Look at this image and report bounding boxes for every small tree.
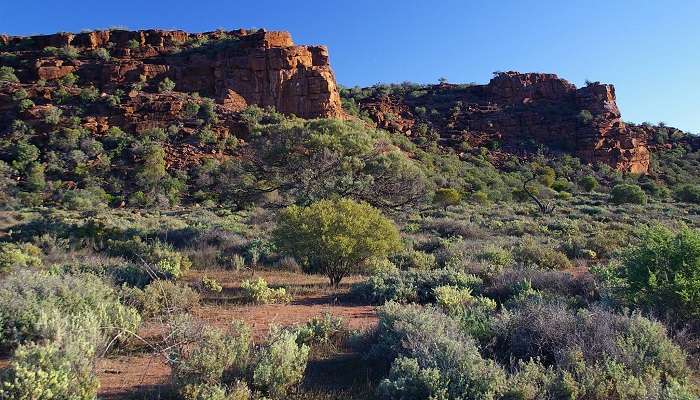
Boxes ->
[274,198,401,287]
[433,188,461,211]
[610,184,646,205]
[579,175,598,192]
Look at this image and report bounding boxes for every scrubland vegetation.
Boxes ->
[1,95,700,399]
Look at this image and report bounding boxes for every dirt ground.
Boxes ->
[95,270,378,399]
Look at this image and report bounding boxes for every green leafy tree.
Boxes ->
[135,142,167,193]
[24,163,46,192]
[274,198,401,286]
[433,188,461,211]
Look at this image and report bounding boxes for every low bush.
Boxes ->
[0,270,140,348]
[0,327,99,400]
[513,236,572,270]
[579,175,598,192]
[371,302,506,399]
[92,47,110,61]
[158,77,176,93]
[492,299,691,384]
[252,329,309,398]
[295,313,346,347]
[0,242,42,272]
[476,245,513,272]
[602,225,700,321]
[107,237,191,280]
[390,247,436,270]
[610,183,647,205]
[351,269,483,304]
[170,318,308,399]
[171,320,251,388]
[675,183,700,204]
[434,285,498,340]
[240,277,291,304]
[201,276,223,293]
[127,279,200,318]
[0,66,19,82]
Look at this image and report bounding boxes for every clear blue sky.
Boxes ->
[3,1,699,132]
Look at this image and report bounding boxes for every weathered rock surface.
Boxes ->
[358,71,650,173]
[4,28,343,118]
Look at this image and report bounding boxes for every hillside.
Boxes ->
[1,27,700,400]
[1,28,699,210]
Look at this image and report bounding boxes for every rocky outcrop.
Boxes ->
[358,71,650,173]
[4,28,343,119]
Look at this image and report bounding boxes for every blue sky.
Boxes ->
[3,1,699,132]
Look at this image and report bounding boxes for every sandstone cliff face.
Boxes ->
[357,72,650,173]
[4,28,343,118]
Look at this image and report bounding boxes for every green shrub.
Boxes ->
[607,225,700,320]
[240,277,291,304]
[252,329,309,398]
[200,98,218,123]
[79,85,99,103]
[610,183,647,205]
[0,270,140,348]
[128,279,200,317]
[579,175,599,192]
[201,276,223,293]
[434,285,497,340]
[61,187,109,210]
[352,269,483,304]
[295,313,346,347]
[58,72,78,86]
[377,357,447,400]
[551,178,572,192]
[0,66,19,82]
[12,88,28,101]
[477,245,513,271]
[0,336,98,400]
[92,47,110,61]
[171,321,251,388]
[0,242,42,272]
[433,187,462,210]
[674,184,700,204]
[390,248,436,270]
[43,105,63,125]
[371,302,506,399]
[433,285,474,313]
[158,77,176,93]
[127,39,141,49]
[180,383,229,400]
[17,98,35,112]
[107,237,191,280]
[275,198,401,286]
[183,100,201,118]
[492,299,692,390]
[513,236,572,270]
[0,270,140,345]
[59,45,80,60]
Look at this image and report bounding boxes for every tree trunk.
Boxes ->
[329,275,343,288]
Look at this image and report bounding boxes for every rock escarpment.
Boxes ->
[1,28,651,173]
[357,72,650,173]
[3,28,343,118]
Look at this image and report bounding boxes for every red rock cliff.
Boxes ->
[358,71,650,173]
[5,28,343,118]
